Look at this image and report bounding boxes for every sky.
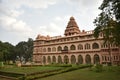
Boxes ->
[0,0,103,45]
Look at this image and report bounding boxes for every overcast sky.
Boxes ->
[0,0,103,45]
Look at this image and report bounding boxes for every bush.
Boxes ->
[0,71,24,77]
[0,62,4,68]
[43,64,72,67]
[95,64,103,72]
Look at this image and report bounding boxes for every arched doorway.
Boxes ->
[47,56,51,64]
[85,54,91,64]
[43,56,46,64]
[78,55,83,64]
[64,55,69,64]
[52,56,56,63]
[58,56,62,64]
[71,55,76,64]
[94,54,100,64]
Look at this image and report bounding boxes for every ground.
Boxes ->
[39,66,120,80]
[0,65,120,80]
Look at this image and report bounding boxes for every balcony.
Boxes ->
[61,49,69,53]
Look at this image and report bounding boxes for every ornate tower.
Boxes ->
[64,16,80,36]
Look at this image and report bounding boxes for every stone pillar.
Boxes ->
[76,55,78,64]
[83,54,86,64]
[91,55,94,64]
[56,55,58,63]
[68,55,71,64]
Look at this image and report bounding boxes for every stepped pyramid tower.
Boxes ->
[64,16,80,36]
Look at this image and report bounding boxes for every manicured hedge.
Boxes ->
[0,71,25,80]
[21,64,42,67]
[43,64,72,67]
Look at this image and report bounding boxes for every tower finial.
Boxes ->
[64,16,80,36]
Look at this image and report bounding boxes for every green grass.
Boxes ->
[39,66,120,80]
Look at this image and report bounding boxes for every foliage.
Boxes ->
[0,38,33,64]
[15,38,33,63]
[93,0,120,65]
[94,64,103,72]
[94,0,120,46]
[0,41,15,63]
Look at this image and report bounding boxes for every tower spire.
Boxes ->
[64,16,80,36]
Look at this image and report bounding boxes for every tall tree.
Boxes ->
[94,0,120,65]
[15,38,33,63]
[0,41,15,63]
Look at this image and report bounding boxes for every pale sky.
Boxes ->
[0,0,103,45]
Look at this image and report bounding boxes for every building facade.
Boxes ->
[33,16,120,65]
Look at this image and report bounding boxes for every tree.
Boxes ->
[15,38,33,63]
[0,41,15,63]
[94,0,120,65]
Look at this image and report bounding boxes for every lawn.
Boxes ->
[0,65,63,74]
[39,66,120,80]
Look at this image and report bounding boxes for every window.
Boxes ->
[85,43,90,49]
[64,46,68,50]
[78,44,83,50]
[43,48,46,52]
[92,43,99,49]
[52,47,56,52]
[48,48,51,52]
[70,45,76,50]
[57,46,62,51]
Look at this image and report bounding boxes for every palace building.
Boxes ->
[33,16,120,65]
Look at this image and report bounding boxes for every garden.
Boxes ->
[0,63,92,80]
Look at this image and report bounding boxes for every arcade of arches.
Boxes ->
[42,54,100,64]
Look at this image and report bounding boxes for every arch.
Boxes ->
[58,56,62,64]
[78,55,83,64]
[94,54,100,64]
[85,54,91,64]
[92,43,99,49]
[64,55,69,64]
[52,56,56,63]
[48,48,51,52]
[78,44,83,50]
[70,45,76,50]
[47,56,51,64]
[71,55,76,64]
[57,46,62,51]
[43,56,46,64]
[52,47,56,52]
[43,48,46,52]
[85,43,90,49]
[64,46,68,50]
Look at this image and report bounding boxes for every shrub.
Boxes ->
[0,62,4,69]
[95,64,103,72]
[43,64,72,67]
